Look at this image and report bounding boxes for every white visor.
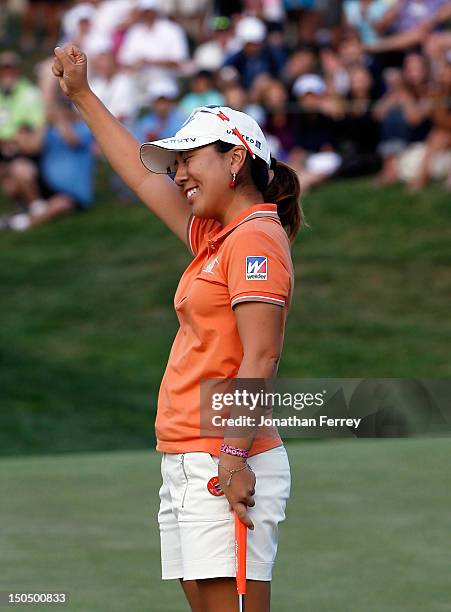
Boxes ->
[140,105,271,174]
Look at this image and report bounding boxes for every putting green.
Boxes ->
[1,437,450,611]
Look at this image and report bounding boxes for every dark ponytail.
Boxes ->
[215,141,307,243]
[264,157,307,242]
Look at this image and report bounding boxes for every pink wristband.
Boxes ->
[220,443,249,459]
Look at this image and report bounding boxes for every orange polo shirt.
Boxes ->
[155,203,294,456]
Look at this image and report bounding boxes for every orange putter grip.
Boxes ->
[235,512,247,595]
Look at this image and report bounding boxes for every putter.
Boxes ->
[235,512,247,612]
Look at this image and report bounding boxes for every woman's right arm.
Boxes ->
[52,45,191,243]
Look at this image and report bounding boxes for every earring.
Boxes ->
[229,172,237,188]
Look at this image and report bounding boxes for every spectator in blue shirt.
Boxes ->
[40,100,94,209]
[132,80,185,144]
[179,71,224,117]
[224,16,286,88]
[1,96,94,231]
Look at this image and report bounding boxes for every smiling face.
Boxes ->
[173,144,251,221]
[174,144,234,219]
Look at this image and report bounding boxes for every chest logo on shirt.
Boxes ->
[246,256,267,280]
[202,257,220,274]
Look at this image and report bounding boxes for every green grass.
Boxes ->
[1,174,451,455]
[1,438,450,611]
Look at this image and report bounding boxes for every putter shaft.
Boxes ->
[239,593,245,612]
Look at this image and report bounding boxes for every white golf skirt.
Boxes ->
[158,445,291,581]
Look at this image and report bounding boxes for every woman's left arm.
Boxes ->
[218,301,285,529]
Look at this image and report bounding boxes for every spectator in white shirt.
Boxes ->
[193,16,239,72]
[89,49,139,123]
[61,1,100,43]
[91,0,135,42]
[117,0,189,95]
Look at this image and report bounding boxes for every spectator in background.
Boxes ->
[132,80,185,143]
[0,0,9,46]
[289,73,342,190]
[374,56,432,185]
[179,71,224,117]
[61,0,135,55]
[159,0,212,42]
[402,52,432,141]
[89,49,139,123]
[91,0,135,48]
[1,96,94,231]
[343,0,392,46]
[214,0,244,18]
[365,0,451,55]
[336,65,382,177]
[221,82,266,124]
[292,73,339,153]
[224,16,286,88]
[61,1,99,43]
[65,3,98,53]
[0,51,45,151]
[193,16,238,72]
[20,0,63,51]
[0,51,45,218]
[320,46,350,96]
[374,68,413,184]
[283,0,323,45]
[117,0,189,96]
[338,30,384,96]
[390,0,450,37]
[406,55,451,191]
[423,30,451,79]
[282,44,317,88]
[262,79,298,159]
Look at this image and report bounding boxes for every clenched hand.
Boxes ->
[52,45,89,99]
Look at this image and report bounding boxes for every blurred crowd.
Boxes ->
[0,0,450,230]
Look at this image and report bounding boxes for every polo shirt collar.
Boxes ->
[205,203,280,248]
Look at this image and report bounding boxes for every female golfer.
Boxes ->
[52,45,305,612]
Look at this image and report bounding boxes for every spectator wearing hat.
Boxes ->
[180,71,224,117]
[132,80,185,144]
[292,73,340,153]
[193,16,239,72]
[61,1,100,42]
[117,0,189,91]
[289,73,342,190]
[224,16,286,89]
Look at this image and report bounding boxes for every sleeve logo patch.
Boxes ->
[246,256,267,280]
